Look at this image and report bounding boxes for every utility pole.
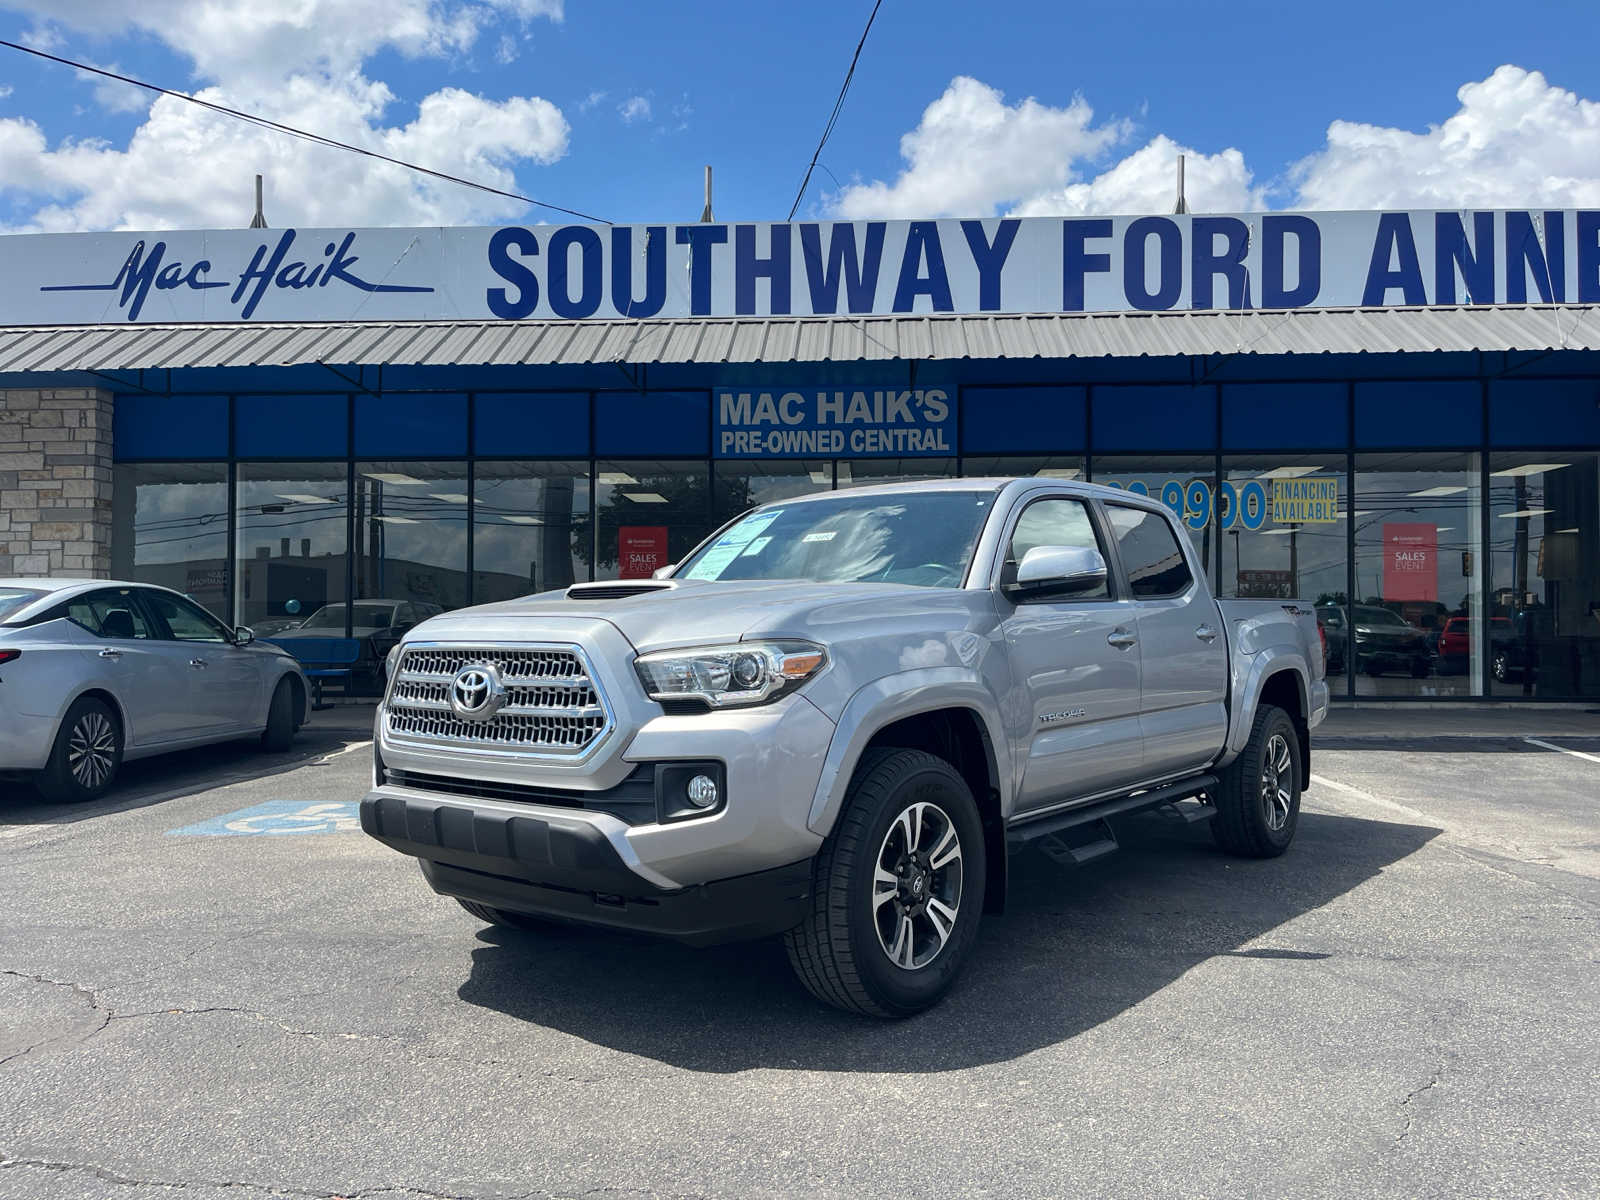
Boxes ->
[1173,154,1189,215]
[699,165,714,222]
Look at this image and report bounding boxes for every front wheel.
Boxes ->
[260,677,299,752]
[37,696,123,803]
[1491,650,1510,682]
[1211,704,1301,858]
[784,748,986,1017]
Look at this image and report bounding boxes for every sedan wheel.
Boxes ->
[38,696,124,803]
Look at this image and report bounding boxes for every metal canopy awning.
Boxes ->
[0,305,1596,374]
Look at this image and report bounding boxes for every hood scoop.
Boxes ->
[565,580,678,601]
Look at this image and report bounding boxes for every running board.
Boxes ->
[1006,774,1219,850]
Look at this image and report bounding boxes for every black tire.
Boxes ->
[260,677,298,752]
[1491,651,1509,683]
[1211,704,1301,859]
[784,748,986,1017]
[456,898,554,931]
[36,696,123,803]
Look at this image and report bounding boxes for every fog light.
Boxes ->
[686,774,720,809]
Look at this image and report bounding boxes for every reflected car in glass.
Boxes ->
[0,579,309,802]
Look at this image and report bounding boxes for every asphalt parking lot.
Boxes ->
[1,708,1596,1199]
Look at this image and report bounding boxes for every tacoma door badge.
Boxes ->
[1040,707,1087,726]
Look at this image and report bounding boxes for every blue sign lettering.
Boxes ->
[893,222,953,312]
[799,222,885,314]
[1362,213,1426,306]
[1262,215,1320,308]
[716,386,954,458]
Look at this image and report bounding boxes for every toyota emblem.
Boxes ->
[449,664,504,722]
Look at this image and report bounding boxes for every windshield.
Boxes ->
[1354,606,1408,627]
[0,587,46,623]
[301,603,395,631]
[677,489,996,588]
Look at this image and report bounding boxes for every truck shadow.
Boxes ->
[456,809,1438,1073]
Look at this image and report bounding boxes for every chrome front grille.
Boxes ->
[385,645,611,755]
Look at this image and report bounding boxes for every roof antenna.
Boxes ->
[249,173,268,229]
[699,164,714,223]
[1173,154,1189,215]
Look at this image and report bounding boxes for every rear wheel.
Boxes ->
[260,678,299,751]
[1491,650,1510,682]
[37,696,122,803]
[1212,704,1300,858]
[784,748,986,1017]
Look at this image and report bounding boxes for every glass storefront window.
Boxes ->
[960,455,1084,481]
[713,460,832,528]
[352,462,470,615]
[594,460,711,580]
[111,464,230,621]
[1352,453,1483,697]
[840,458,956,490]
[235,463,347,635]
[1219,454,1348,606]
[1090,454,1218,584]
[473,462,591,601]
[1488,453,1600,698]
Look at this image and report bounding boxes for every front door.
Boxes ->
[62,587,188,748]
[1103,503,1229,778]
[137,589,262,735]
[999,496,1144,814]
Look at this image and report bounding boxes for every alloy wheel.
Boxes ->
[67,711,117,791]
[1259,732,1293,832]
[872,801,963,971]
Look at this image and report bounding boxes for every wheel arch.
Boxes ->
[1256,668,1310,790]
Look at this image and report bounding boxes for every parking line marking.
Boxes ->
[1309,774,1441,826]
[1523,737,1600,765]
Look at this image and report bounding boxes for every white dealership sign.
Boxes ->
[0,209,1591,325]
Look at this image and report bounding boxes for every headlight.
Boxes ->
[635,640,826,709]
[385,643,402,677]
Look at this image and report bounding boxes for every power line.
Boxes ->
[787,0,883,221]
[0,38,611,225]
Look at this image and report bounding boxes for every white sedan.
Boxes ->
[0,579,309,802]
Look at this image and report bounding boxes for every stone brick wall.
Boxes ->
[0,387,115,578]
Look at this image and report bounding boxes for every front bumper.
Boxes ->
[361,789,814,945]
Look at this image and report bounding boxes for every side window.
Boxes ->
[81,589,155,640]
[1003,498,1109,600]
[1106,505,1194,599]
[141,590,230,643]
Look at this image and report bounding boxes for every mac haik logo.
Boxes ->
[41,229,433,321]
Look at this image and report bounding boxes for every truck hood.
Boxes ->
[406,579,962,654]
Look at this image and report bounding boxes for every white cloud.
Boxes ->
[0,85,12,100]
[1290,66,1600,210]
[578,89,607,113]
[495,33,519,65]
[0,0,571,231]
[831,77,1130,219]
[832,66,1600,220]
[618,95,651,124]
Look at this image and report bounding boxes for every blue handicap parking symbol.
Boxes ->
[170,800,361,837]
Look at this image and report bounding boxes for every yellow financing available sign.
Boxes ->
[1271,477,1340,524]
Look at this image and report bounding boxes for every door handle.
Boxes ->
[1107,630,1138,649]
[1195,625,1219,642]
[98,648,122,659]
[189,658,208,669]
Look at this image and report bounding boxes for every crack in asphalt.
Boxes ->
[0,1154,706,1200]
[0,969,115,1069]
[1395,1062,1446,1146]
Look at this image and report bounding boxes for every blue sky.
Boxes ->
[1,0,1597,231]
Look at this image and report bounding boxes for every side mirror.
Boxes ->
[1004,545,1108,601]
[233,625,256,646]
[651,564,677,580]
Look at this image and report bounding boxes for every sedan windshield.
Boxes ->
[0,587,46,623]
[677,489,996,588]
[1354,606,1408,626]
[301,603,395,631]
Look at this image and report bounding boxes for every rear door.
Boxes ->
[137,589,263,734]
[997,495,1144,812]
[1102,502,1229,778]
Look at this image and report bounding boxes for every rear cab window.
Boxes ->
[1105,504,1195,599]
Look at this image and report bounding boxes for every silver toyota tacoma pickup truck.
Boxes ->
[361,478,1329,1015]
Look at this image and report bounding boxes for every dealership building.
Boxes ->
[1,207,1598,702]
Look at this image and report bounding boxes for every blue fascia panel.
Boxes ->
[1091,385,1216,452]
[113,393,227,460]
[1222,383,1348,450]
[354,391,467,458]
[962,386,1085,454]
[1490,378,1600,446]
[1354,381,1480,447]
[236,393,348,458]
[474,392,590,457]
[595,391,710,456]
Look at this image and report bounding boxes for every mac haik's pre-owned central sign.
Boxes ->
[4,209,1596,325]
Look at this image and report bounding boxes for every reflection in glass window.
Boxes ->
[353,462,469,615]
[593,461,711,581]
[235,464,348,634]
[1092,455,1217,584]
[1353,453,1482,697]
[838,459,956,491]
[1106,504,1194,598]
[1488,453,1600,698]
[474,462,591,601]
[111,464,230,620]
[1219,455,1347,610]
[961,455,1083,482]
[713,461,831,528]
